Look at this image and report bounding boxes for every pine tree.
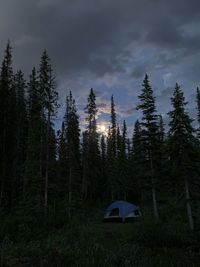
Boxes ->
[116,125,123,198]
[168,83,197,230]
[100,134,107,199]
[107,95,118,200]
[83,88,100,200]
[82,131,89,200]
[116,121,128,199]
[116,125,122,159]
[0,41,16,208]
[127,138,131,160]
[24,68,43,210]
[137,74,159,220]
[158,115,165,143]
[39,50,59,208]
[157,114,166,173]
[168,84,194,167]
[57,122,68,204]
[131,120,147,204]
[14,70,28,205]
[132,120,146,164]
[100,134,106,164]
[64,91,81,218]
[47,124,57,211]
[65,92,80,166]
[122,120,127,163]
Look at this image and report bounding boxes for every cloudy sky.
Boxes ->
[0,0,200,134]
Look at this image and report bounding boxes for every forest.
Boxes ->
[0,42,200,266]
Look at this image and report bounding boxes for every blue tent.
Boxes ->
[103,200,141,222]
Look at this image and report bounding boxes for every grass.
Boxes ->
[0,208,200,266]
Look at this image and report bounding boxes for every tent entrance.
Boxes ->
[109,208,119,217]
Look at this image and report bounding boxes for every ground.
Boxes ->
[0,208,199,266]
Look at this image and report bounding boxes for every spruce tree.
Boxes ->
[24,68,43,210]
[117,121,128,200]
[137,74,159,220]
[132,120,146,164]
[0,41,16,208]
[83,88,100,200]
[157,114,166,174]
[39,50,58,208]
[116,125,123,198]
[168,83,196,230]
[100,134,106,164]
[100,134,107,199]
[158,115,165,143]
[131,120,147,204]
[14,70,28,205]
[82,131,89,200]
[63,91,81,218]
[107,95,118,200]
[57,122,68,204]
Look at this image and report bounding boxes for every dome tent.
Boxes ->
[103,200,141,222]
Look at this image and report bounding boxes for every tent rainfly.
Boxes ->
[103,200,141,222]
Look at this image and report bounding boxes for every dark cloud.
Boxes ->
[131,65,146,79]
[1,0,200,78]
[1,0,200,131]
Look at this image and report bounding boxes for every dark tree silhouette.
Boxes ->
[137,74,160,221]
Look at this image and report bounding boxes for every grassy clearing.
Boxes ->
[0,209,200,266]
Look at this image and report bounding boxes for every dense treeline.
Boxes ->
[0,41,200,234]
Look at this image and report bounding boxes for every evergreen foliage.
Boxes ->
[167,83,199,230]
[24,68,43,210]
[14,70,28,205]
[137,74,160,220]
[39,50,58,208]
[83,88,100,200]
[60,91,81,217]
[0,41,16,209]
[0,43,200,266]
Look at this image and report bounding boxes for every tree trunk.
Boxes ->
[150,154,159,221]
[185,178,194,231]
[152,184,159,221]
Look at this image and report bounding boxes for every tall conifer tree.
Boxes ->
[137,74,159,220]
[14,70,28,204]
[131,120,147,203]
[24,68,42,209]
[83,88,100,199]
[107,95,117,200]
[0,42,16,208]
[39,50,58,208]
[64,91,81,218]
[168,83,196,230]
[117,121,128,199]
